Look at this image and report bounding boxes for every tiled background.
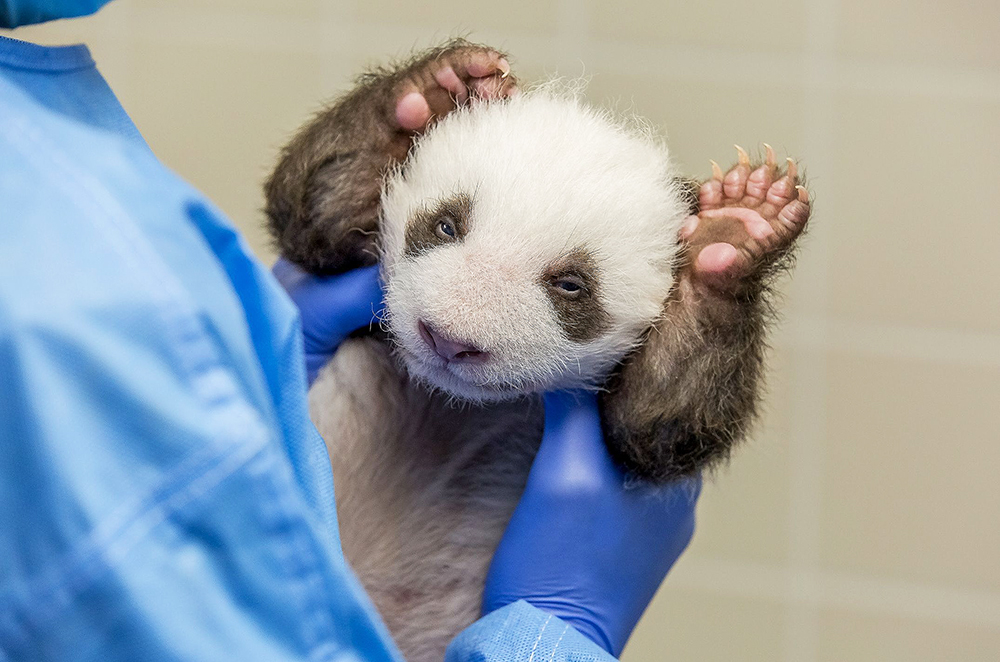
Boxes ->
[5,1,999,659]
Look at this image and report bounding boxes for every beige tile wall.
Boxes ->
[5,1,998,659]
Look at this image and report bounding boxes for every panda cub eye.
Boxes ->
[436,217,457,240]
[550,275,586,300]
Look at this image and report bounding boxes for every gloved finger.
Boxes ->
[304,264,385,344]
[271,256,307,287]
[683,473,703,501]
[531,390,625,492]
[277,262,384,348]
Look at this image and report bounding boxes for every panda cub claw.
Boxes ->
[681,145,811,292]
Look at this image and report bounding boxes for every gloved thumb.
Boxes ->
[531,391,624,493]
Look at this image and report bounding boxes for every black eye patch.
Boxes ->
[541,249,610,342]
[404,193,472,259]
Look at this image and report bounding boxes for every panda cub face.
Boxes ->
[380,88,687,403]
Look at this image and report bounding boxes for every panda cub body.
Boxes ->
[310,88,685,661]
[267,40,811,662]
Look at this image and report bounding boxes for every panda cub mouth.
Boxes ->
[402,320,525,397]
[416,320,489,366]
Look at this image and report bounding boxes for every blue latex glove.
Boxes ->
[484,391,701,656]
[272,258,384,386]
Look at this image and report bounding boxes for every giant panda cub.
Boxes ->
[266,39,811,661]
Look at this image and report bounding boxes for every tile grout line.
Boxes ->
[554,0,592,77]
[81,6,1000,103]
[779,317,1000,368]
[318,0,357,95]
[674,557,1000,630]
[782,0,840,658]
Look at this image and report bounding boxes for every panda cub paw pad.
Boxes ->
[680,144,811,290]
[393,41,517,133]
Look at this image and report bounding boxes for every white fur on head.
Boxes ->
[380,82,687,402]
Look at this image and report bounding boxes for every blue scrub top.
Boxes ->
[0,35,613,662]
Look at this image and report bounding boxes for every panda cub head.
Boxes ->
[379,87,688,403]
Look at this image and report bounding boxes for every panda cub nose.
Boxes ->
[418,321,488,364]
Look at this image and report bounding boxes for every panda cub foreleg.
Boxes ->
[265,39,516,275]
[601,147,811,481]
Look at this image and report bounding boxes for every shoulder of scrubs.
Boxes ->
[448,602,617,662]
[0,39,400,662]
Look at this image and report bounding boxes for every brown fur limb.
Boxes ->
[601,174,808,482]
[265,39,513,274]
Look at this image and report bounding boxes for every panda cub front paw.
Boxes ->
[390,39,517,143]
[679,144,811,293]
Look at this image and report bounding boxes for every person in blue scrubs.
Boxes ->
[0,2,700,660]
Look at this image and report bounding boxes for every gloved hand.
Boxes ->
[483,390,701,657]
[272,258,384,386]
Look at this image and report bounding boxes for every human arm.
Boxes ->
[0,201,401,662]
[0,85,401,660]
